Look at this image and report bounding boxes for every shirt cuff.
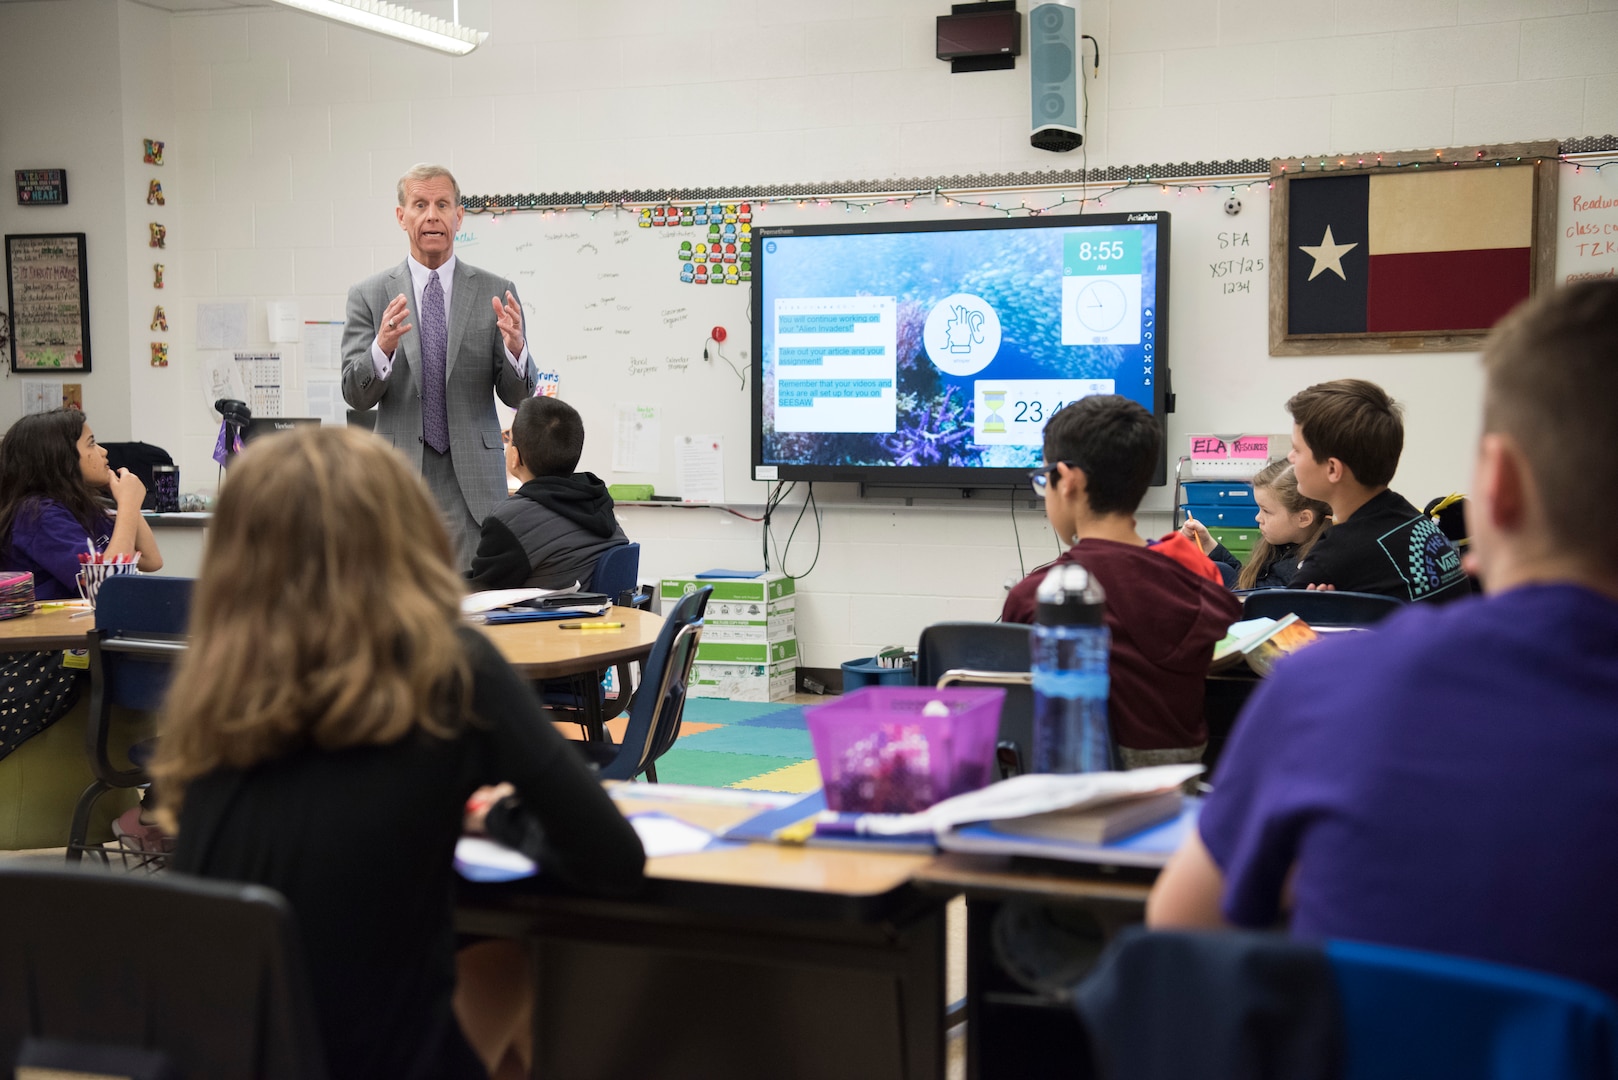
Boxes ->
[371,337,394,380]
[505,343,529,375]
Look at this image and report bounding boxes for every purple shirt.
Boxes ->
[1200,584,1618,997]
[4,498,113,600]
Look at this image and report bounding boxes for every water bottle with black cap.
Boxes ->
[1031,562,1111,773]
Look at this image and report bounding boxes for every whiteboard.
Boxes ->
[456,180,1276,507]
[1554,155,1618,287]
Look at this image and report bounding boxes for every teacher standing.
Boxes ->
[342,164,538,568]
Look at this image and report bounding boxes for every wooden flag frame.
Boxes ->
[1268,140,1559,356]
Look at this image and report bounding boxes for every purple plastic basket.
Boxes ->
[806,686,1005,814]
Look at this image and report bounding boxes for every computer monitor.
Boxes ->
[242,417,322,442]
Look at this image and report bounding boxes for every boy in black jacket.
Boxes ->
[468,396,628,591]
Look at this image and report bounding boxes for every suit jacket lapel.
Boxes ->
[446,261,477,379]
[392,261,421,397]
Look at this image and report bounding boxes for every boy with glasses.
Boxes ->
[1003,395,1241,767]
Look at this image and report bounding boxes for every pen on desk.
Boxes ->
[559,621,625,630]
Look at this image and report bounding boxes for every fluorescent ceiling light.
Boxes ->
[269,0,487,55]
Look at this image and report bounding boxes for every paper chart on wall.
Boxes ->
[675,434,725,503]
[196,301,248,349]
[235,351,283,417]
[613,403,660,474]
[303,321,343,372]
[23,381,63,415]
[202,353,247,418]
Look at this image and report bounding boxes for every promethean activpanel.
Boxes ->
[751,210,1170,489]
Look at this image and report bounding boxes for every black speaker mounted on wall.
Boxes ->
[937,0,1022,74]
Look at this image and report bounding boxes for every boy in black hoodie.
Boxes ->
[468,395,629,592]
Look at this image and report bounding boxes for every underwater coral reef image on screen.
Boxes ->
[751,210,1170,488]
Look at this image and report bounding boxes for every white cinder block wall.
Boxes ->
[1,0,1615,669]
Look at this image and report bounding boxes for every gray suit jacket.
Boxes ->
[341,258,537,524]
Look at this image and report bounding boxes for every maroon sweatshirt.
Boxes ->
[1002,538,1242,752]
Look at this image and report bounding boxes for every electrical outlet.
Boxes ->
[1003,568,1024,592]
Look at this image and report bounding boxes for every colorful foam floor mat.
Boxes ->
[603,698,821,792]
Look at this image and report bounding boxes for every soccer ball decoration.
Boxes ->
[1224,196,1242,216]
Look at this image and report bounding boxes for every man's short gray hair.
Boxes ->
[397,164,461,207]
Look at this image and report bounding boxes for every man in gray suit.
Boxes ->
[342,163,537,567]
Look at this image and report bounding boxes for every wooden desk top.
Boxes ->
[611,786,930,899]
[914,851,1153,904]
[477,605,663,679]
[0,606,93,651]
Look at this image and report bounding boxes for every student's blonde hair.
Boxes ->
[152,427,470,820]
[1237,460,1331,590]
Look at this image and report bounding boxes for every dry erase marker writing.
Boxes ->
[559,621,624,630]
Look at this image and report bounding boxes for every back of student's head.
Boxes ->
[1043,395,1160,515]
[153,426,470,820]
[1237,460,1331,590]
[512,395,585,477]
[1286,379,1403,488]
[1480,281,1618,567]
[0,407,102,542]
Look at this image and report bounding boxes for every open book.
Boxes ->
[1211,613,1321,675]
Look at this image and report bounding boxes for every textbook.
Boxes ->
[1210,613,1320,675]
[983,789,1184,845]
[1242,613,1321,676]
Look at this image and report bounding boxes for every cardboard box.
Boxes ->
[701,598,797,644]
[660,572,795,608]
[689,659,797,702]
[694,638,798,666]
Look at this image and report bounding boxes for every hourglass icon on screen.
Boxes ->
[982,389,1007,434]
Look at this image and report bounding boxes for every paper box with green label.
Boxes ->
[689,659,798,702]
[661,572,794,607]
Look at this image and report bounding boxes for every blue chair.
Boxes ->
[573,585,710,782]
[1329,938,1618,1080]
[66,575,193,865]
[1241,588,1403,627]
[592,541,640,604]
[1072,929,1618,1080]
[0,867,327,1079]
[548,542,644,739]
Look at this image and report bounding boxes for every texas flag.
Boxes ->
[1287,166,1534,335]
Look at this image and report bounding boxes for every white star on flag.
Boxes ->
[1298,225,1358,282]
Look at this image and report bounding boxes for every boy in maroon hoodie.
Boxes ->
[1003,395,1242,766]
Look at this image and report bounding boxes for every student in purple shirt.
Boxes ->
[0,409,164,767]
[0,408,163,599]
[1147,281,1618,999]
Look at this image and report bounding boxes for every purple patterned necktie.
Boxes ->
[420,269,450,454]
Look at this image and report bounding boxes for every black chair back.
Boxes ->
[598,585,711,782]
[1241,589,1402,627]
[0,867,328,1080]
[915,621,1035,774]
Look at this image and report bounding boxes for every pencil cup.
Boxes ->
[76,561,138,609]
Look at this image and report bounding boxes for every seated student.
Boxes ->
[155,427,645,1080]
[0,409,162,766]
[468,395,629,592]
[1146,282,1618,999]
[1003,396,1242,767]
[1283,379,1468,602]
[1181,461,1330,590]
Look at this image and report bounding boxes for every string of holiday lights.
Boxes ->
[459,141,1617,222]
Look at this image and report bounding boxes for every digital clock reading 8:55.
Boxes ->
[1072,240,1126,263]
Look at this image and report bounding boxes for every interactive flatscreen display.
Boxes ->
[751,210,1170,488]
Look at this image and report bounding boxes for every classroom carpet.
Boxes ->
[654,698,822,792]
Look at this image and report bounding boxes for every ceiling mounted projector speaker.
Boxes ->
[1029,2,1082,152]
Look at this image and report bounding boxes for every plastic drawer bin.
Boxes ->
[1181,483,1256,506]
[807,686,1004,814]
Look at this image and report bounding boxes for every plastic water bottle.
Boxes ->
[1030,562,1111,773]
